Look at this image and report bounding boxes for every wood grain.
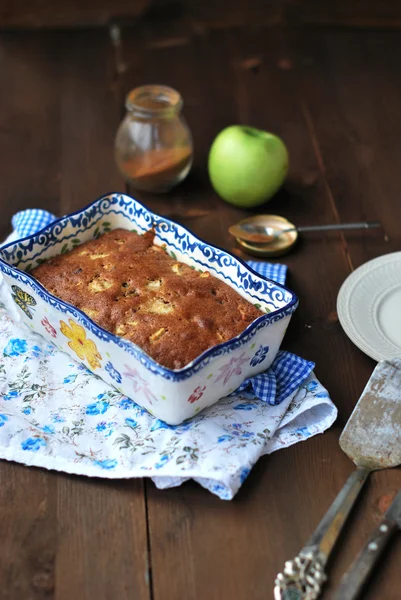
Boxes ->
[0,36,60,598]
[1,21,401,600]
[118,24,401,600]
[0,31,150,600]
[294,30,401,269]
[55,476,149,600]
[0,463,58,600]
[0,0,149,29]
[2,0,401,29]
[0,32,61,240]
[55,30,150,600]
[57,29,124,214]
[287,29,401,599]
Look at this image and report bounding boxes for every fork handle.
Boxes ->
[333,517,398,600]
[274,467,370,600]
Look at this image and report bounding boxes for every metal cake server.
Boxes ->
[274,358,401,600]
[333,489,401,600]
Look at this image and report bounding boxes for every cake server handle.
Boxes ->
[274,467,370,600]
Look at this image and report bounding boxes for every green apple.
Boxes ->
[208,126,289,208]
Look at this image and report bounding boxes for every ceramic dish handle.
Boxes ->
[274,467,370,600]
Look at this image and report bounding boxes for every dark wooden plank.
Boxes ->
[0,30,150,600]
[293,30,401,269]
[0,0,149,29]
[0,464,58,599]
[55,477,149,600]
[288,29,401,599]
[58,29,124,214]
[278,0,401,28]
[2,23,401,600]
[0,32,61,240]
[56,30,150,600]
[0,34,61,599]
[185,0,401,29]
[2,0,401,30]
[118,24,394,599]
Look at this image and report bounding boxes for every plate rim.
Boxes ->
[337,251,401,362]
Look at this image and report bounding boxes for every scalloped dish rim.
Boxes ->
[0,192,299,381]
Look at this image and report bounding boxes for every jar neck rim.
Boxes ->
[125,85,183,117]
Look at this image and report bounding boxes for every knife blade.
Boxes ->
[333,490,401,600]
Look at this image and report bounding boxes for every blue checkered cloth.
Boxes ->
[9,209,314,406]
[235,351,314,405]
[247,260,287,286]
[12,209,56,240]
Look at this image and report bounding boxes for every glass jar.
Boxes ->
[115,85,193,193]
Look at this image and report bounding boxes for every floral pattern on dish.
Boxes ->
[123,364,157,405]
[60,319,102,369]
[188,385,206,404]
[41,316,57,338]
[105,361,122,384]
[11,285,37,319]
[214,353,249,386]
[250,345,269,367]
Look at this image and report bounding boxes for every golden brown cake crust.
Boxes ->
[31,229,263,369]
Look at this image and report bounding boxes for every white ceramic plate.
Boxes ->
[337,252,401,361]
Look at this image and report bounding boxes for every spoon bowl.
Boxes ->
[229,215,298,257]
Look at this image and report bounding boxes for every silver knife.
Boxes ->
[333,489,401,600]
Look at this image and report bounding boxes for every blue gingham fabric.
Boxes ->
[11,209,56,240]
[247,260,287,286]
[7,209,312,405]
[235,351,314,405]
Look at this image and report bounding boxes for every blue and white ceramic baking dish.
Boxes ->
[0,193,298,424]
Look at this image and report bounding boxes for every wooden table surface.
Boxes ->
[1,22,401,600]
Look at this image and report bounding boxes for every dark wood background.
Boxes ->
[1,0,401,29]
[1,1,401,599]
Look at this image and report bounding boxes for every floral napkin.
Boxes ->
[0,210,337,499]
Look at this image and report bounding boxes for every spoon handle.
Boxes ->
[274,467,370,600]
[297,221,381,233]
